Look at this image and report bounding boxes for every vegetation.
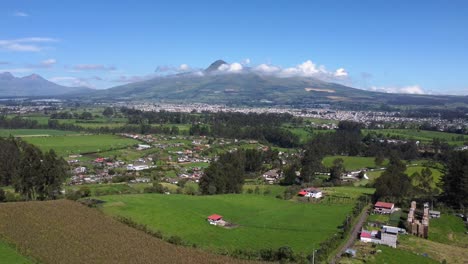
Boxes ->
[0,240,33,264]
[98,192,360,253]
[440,150,468,208]
[0,200,253,264]
[22,134,139,156]
[0,137,68,200]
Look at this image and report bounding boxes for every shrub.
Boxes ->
[0,188,5,202]
[166,235,184,245]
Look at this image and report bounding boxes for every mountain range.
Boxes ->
[1,61,467,108]
[0,72,91,97]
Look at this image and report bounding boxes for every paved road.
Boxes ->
[330,205,370,264]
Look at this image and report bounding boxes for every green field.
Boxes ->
[0,129,80,137]
[358,165,443,187]
[23,134,140,156]
[323,156,388,170]
[428,215,468,247]
[0,240,32,264]
[365,129,467,146]
[98,192,358,253]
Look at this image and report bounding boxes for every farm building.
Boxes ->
[207,214,225,226]
[137,144,151,150]
[262,169,281,184]
[374,201,395,214]
[429,210,441,218]
[360,226,398,248]
[126,164,150,171]
[298,187,323,198]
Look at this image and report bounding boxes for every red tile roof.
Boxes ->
[361,231,372,238]
[207,214,223,221]
[375,201,394,209]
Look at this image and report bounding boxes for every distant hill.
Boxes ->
[87,61,468,107]
[0,72,92,97]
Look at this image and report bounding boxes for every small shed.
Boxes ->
[207,214,223,225]
[429,210,441,218]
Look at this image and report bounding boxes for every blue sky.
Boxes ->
[1,0,467,95]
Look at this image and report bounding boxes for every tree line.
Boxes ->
[0,137,68,201]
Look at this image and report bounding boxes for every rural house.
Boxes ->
[207,214,225,226]
[374,201,395,214]
[298,187,323,199]
[360,225,399,248]
[262,169,281,184]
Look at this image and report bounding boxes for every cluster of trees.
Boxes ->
[50,111,94,120]
[373,155,413,204]
[0,115,40,129]
[0,137,68,200]
[373,149,468,210]
[199,149,279,195]
[122,109,300,148]
[440,150,468,208]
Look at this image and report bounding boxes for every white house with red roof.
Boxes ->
[374,201,395,214]
[207,214,224,226]
[298,187,323,198]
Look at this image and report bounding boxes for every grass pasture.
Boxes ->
[0,200,252,264]
[341,241,438,264]
[365,129,467,146]
[0,240,32,264]
[0,129,80,137]
[22,134,139,156]
[323,156,388,170]
[98,193,357,253]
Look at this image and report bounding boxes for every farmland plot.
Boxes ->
[0,200,256,264]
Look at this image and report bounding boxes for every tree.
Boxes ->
[0,137,20,186]
[199,151,245,195]
[301,145,324,183]
[441,150,468,208]
[79,111,93,120]
[0,188,5,202]
[102,107,114,118]
[329,158,345,184]
[41,149,68,199]
[375,152,385,167]
[282,164,298,185]
[374,155,412,204]
[15,144,44,200]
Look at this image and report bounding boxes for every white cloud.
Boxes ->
[242,58,251,65]
[334,68,348,77]
[254,64,281,74]
[370,85,425,94]
[73,64,116,71]
[112,74,156,83]
[252,60,349,81]
[0,37,58,52]
[179,64,190,71]
[13,11,29,17]
[50,76,97,88]
[218,62,243,73]
[41,59,56,66]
